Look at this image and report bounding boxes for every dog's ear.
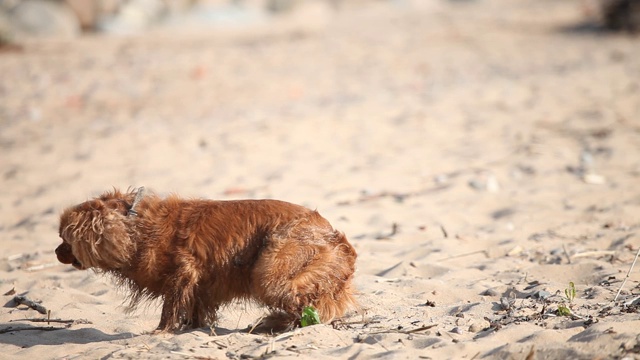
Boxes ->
[60,201,134,269]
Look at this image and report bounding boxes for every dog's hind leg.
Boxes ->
[187,298,217,329]
[250,220,357,325]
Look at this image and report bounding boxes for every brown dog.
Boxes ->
[55,187,357,332]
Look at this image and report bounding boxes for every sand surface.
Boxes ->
[1,0,640,359]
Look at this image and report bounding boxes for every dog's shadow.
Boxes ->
[0,323,136,347]
[200,325,287,337]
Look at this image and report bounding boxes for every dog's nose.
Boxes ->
[55,243,74,264]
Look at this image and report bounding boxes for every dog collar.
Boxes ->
[128,186,145,217]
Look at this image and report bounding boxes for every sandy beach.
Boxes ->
[1,0,640,359]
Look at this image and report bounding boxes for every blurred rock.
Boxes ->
[468,173,500,193]
[481,288,499,297]
[96,0,166,34]
[602,0,640,33]
[0,0,393,39]
[267,0,297,13]
[468,320,489,333]
[583,172,606,185]
[276,0,334,31]
[8,0,80,38]
[0,10,14,45]
[161,2,267,31]
[64,0,100,30]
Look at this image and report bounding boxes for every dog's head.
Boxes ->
[56,189,140,270]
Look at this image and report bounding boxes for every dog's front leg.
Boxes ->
[156,296,181,333]
[156,260,200,332]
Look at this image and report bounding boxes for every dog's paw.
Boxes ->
[147,328,172,336]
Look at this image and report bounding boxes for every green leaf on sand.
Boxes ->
[301,306,321,327]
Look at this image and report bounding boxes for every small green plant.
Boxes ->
[300,306,320,327]
[557,304,571,316]
[557,281,577,317]
[564,282,576,303]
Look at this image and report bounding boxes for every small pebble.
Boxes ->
[500,297,515,310]
[434,174,448,184]
[583,173,606,185]
[482,288,499,297]
[506,245,523,256]
[486,175,500,192]
[533,290,551,300]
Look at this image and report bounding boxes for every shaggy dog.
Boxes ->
[55,187,357,333]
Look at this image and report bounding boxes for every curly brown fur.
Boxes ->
[55,188,357,333]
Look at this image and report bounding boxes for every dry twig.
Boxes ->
[368,323,438,335]
[9,318,91,325]
[24,262,60,272]
[614,246,640,302]
[247,316,265,334]
[439,250,488,262]
[375,223,399,240]
[572,250,616,259]
[13,295,47,314]
[562,244,572,264]
[3,287,16,296]
[440,225,449,238]
[337,185,450,206]
[0,326,64,334]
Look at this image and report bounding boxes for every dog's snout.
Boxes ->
[55,243,75,265]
